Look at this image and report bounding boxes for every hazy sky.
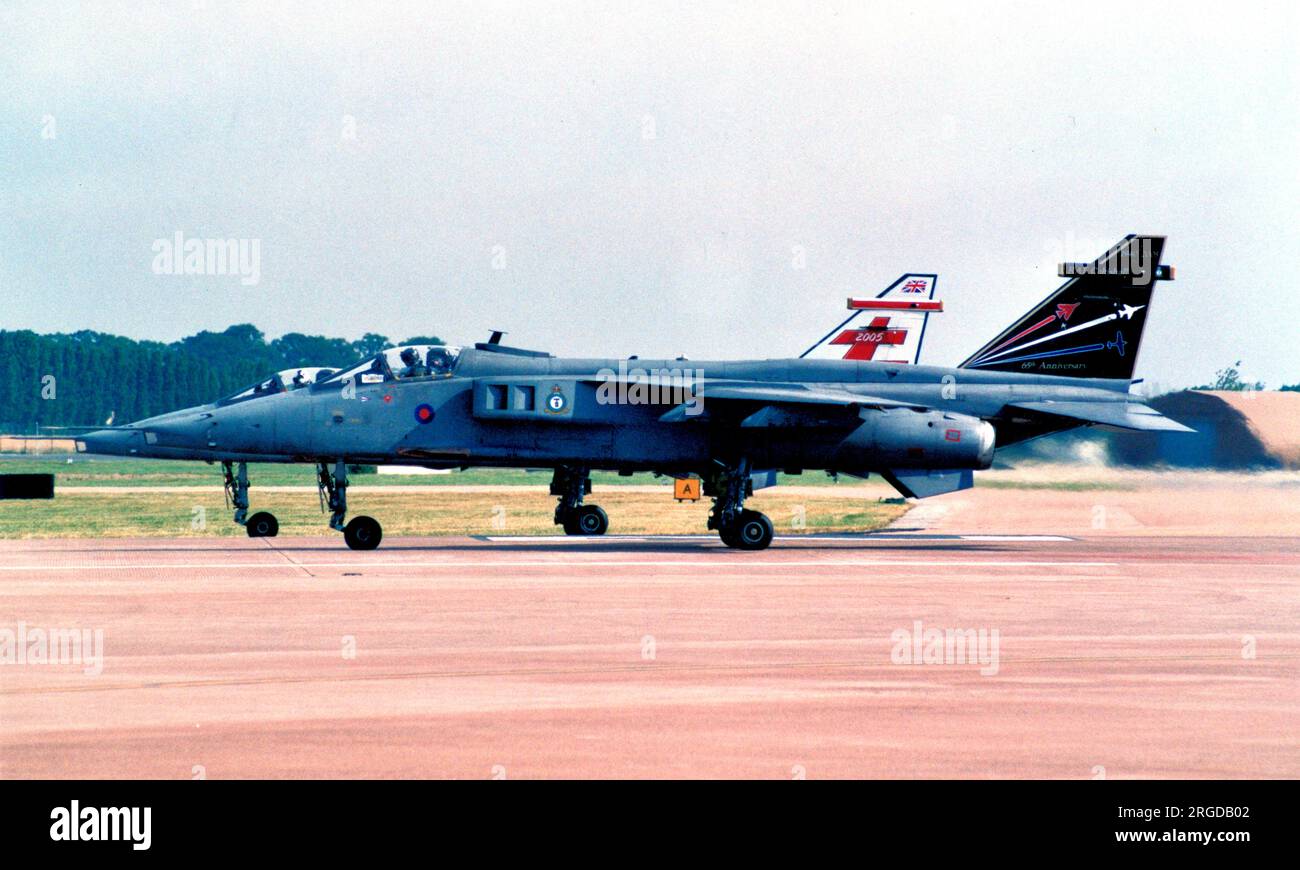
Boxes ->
[3,1,1297,388]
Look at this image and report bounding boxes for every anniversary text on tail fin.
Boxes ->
[960,235,1173,380]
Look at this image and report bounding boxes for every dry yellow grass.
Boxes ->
[0,489,908,539]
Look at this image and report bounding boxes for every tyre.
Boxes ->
[245,511,279,538]
[343,516,383,550]
[731,510,774,550]
[572,504,608,535]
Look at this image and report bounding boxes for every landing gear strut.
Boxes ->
[318,460,382,550]
[551,465,608,535]
[705,458,774,550]
[223,460,278,537]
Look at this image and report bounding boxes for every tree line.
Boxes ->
[2,329,1293,432]
[1192,361,1299,392]
[0,325,440,431]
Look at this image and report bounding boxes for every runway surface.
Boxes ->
[1,485,1298,779]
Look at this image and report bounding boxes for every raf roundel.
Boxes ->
[414,403,435,424]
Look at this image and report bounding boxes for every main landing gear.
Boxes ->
[705,458,774,550]
[223,460,279,538]
[551,465,608,535]
[318,460,382,550]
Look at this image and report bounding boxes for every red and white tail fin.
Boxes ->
[800,273,942,364]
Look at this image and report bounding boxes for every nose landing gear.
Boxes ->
[342,516,382,550]
[245,511,279,537]
[221,459,382,548]
[318,460,382,550]
[223,461,279,537]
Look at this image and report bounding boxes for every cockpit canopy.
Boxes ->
[321,345,463,386]
[220,367,338,404]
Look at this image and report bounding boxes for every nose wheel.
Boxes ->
[245,511,279,538]
[223,460,372,545]
[343,516,382,550]
[223,461,278,537]
[319,460,384,549]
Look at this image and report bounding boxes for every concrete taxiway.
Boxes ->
[1,484,1297,779]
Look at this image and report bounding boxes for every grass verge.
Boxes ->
[0,490,909,539]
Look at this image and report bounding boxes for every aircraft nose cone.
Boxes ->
[78,428,145,456]
[146,417,211,447]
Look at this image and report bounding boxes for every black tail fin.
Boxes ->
[960,235,1173,380]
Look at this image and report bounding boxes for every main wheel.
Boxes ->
[246,511,279,537]
[571,504,608,536]
[343,516,383,550]
[729,510,774,551]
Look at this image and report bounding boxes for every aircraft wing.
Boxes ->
[658,384,925,422]
[1006,400,1195,432]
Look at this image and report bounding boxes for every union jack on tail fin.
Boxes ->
[801,274,942,364]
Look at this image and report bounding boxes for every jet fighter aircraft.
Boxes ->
[79,235,1189,550]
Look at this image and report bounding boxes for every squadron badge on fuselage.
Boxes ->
[544,385,567,414]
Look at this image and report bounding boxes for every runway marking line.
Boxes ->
[0,558,1120,571]
[478,534,1075,543]
[4,652,1290,698]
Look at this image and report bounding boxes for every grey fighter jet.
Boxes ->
[79,235,1189,550]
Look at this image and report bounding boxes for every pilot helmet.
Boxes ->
[399,347,420,366]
